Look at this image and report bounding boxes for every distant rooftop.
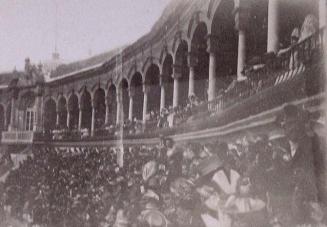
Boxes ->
[49,46,125,79]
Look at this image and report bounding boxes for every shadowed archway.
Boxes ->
[43,98,57,131]
[93,88,106,130]
[130,72,144,120]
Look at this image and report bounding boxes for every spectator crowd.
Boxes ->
[0,104,326,227]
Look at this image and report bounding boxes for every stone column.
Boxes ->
[188,52,197,97]
[159,75,166,110]
[105,100,109,125]
[78,106,82,130]
[234,0,250,81]
[160,86,166,111]
[237,30,246,80]
[142,84,149,123]
[66,108,70,129]
[56,111,60,125]
[207,35,219,101]
[172,64,182,107]
[128,88,135,121]
[116,94,122,125]
[267,0,280,53]
[91,105,95,136]
[320,0,327,28]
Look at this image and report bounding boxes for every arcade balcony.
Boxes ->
[0,27,325,145]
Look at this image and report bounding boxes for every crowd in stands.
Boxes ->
[0,104,326,227]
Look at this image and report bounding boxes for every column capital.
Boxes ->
[172,64,182,79]
[187,52,197,68]
[206,34,219,54]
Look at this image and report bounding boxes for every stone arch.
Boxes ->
[58,96,67,129]
[130,72,144,120]
[80,89,92,130]
[43,98,57,131]
[93,87,106,130]
[127,64,139,84]
[187,11,210,39]
[159,45,170,65]
[107,84,117,125]
[144,64,161,114]
[68,93,79,130]
[172,32,190,56]
[142,56,161,78]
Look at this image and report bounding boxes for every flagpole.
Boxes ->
[116,48,124,168]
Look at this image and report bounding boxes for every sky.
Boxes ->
[0,0,170,72]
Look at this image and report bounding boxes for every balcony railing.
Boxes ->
[192,27,325,117]
[1,131,35,144]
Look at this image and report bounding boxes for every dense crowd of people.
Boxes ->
[0,104,326,227]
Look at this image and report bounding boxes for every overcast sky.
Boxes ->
[0,0,170,72]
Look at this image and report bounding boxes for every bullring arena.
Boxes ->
[0,0,326,226]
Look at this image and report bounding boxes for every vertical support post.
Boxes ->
[160,85,166,111]
[208,52,217,101]
[129,97,134,121]
[237,30,246,81]
[267,0,280,53]
[128,88,135,121]
[207,35,218,101]
[116,96,121,125]
[188,52,196,97]
[91,106,95,136]
[66,109,70,129]
[56,111,60,125]
[142,84,149,123]
[105,100,109,125]
[172,64,181,108]
[78,106,82,130]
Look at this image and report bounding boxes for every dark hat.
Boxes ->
[276,104,304,128]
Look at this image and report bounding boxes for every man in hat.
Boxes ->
[274,104,319,224]
[279,104,316,180]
